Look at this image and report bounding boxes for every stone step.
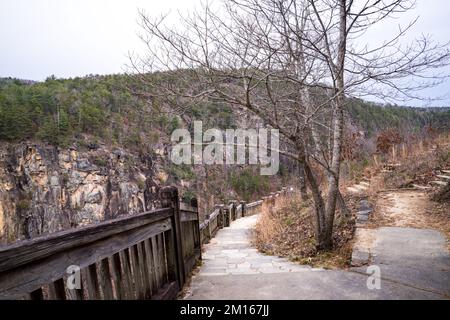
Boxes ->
[347,186,362,193]
[386,163,402,167]
[412,184,432,190]
[430,180,448,186]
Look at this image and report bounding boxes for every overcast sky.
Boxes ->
[0,0,449,106]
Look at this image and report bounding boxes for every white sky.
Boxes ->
[0,0,449,106]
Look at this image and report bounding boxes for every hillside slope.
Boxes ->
[0,74,449,244]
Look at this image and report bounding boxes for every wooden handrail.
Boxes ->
[0,186,291,300]
[247,200,263,208]
[0,207,173,273]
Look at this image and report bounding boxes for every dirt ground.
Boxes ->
[368,189,450,249]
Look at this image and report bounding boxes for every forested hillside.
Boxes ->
[347,98,450,136]
[1,75,449,149]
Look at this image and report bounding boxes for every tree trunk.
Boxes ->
[323,102,343,250]
[337,190,350,218]
[303,160,329,250]
[298,162,309,201]
[322,0,348,250]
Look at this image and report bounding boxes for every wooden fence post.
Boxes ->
[159,186,185,289]
[191,198,202,260]
[205,213,212,241]
[240,201,246,217]
[229,201,237,221]
[373,154,379,167]
[216,205,224,229]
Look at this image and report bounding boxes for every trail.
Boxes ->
[183,191,450,299]
[351,189,450,298]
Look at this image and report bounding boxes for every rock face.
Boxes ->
[0,143,163,244]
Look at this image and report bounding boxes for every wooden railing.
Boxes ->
[0,186,200,300]
[199,188,290,244]
[0,185,291,300]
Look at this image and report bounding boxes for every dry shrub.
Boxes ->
[254,192,355,269]
[376,129,402,154]
[432,182,450,203]
[383,144,450,189]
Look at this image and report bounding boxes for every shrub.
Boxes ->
[230,168,269,201]
[168,164,194,181]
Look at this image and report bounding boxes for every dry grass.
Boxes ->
[366,189,450,250]
[381,139,450,190]
[253,192,356,269]
[253,136,450,269]
[363,136,450,248]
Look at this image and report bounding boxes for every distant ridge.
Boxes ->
[0,77,38,86]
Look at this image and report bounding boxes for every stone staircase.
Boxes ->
[412,169,450,190]
[346,177,371,194]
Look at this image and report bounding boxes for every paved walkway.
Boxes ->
[195,215,314,275]
[184,213,450,300]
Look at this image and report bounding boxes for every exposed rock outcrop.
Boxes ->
[0,143,163,244]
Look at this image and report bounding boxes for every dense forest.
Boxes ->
[347,98,450,136]
[1,75,449,149]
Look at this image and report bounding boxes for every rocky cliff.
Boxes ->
[0,142,169,244]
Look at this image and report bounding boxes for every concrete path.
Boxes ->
[184,213,450,300]
[352,227,450,297]
[193,215,313,275]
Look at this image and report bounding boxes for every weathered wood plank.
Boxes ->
[180,211,199,222]
[199,220,209,230]
[179,202,198,213]
[137,241,151,299]
[119,249,135,299]
[157,233,168,284]
[235,204,243,219]
[129,245,144,299]
[183,250,199,276]
[0,218,172,299]
[29,288,44,300]
[181,221,190,260]
[0,208,173,273]
[159,187,185,287]
[110,253,125,300]
[150,281,178,300]
[143,239,156,296]
[83,264,101,300]
[98,259,114,300]
[163,229,178,286]
[48,278,66,300]
[247,200,263,208]
[209,208,221,220]
[66,286,83,300]
[193,209,202,254]
[150,236,162,290]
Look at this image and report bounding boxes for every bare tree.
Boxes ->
[130,0,450,250]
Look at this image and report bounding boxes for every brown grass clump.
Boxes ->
[253,193,355,269]
[382,141,450,190]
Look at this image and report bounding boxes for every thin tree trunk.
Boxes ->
[323,0,348,250]
[337,189,350,218]
[298,162,308,201]
[303,159,328,249]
